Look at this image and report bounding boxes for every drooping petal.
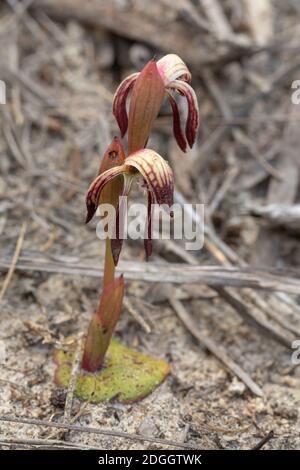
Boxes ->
[126,149,174,208]
[128,60,165,153]
[157,54,191,85]
[167,80,199,149]
[112,73,139,136]
[144,190,155,261]
[85,166,127,223]
[166,91,187,152]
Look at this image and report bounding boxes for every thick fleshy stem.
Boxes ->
[81,241,124,372]
[103,237,115,288]
[81,240,114,372]
[82,137,125,373]
[81,312,105,372]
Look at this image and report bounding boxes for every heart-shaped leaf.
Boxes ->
[54,337,170,403]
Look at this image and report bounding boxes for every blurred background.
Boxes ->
[1,0,300,450]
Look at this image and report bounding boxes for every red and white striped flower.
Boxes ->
[113,54,199,153]
[86,139,174,264]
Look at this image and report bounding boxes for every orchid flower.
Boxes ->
[86,140,174,264]
[113,54,199,153]
[78,52,199,377]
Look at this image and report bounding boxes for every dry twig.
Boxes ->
[0,221,27,303]
[0,416,200,450]
[1,251,300,294]
[168,291,263,397]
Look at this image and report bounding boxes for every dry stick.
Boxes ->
[200,0,233,39]
[228,285,296,344]
[158,240,268,396]
[201,69,282,180]
[49,402,91,442]
[213,287,291,348]
[242,281,300,334]
[2,252,300,294]
[175,191,297,346]
[33,0,257,69]
[206,234,297,343]
[199,0,251,48]
[251,430,275,450]
[1,252,300,294]
[10,1,47,42]
[233,129,282,181]
[251,105,300,317]
[1,111,27,168]
[194,125,229,173]
[50,333,83,438]
[213,262,295,347]
[203,68,281,180]
[0,378,30,397]
[63,333,84,422]
[0,416,200,450]
[0,437,101,451]
[193,53,300,174]
[168,293,263,397]
[216,246,299,341]
[248,203,300,234]
[5,0,35,20]
[0,65,57,106]
[2,87,35,171]
[0,221,27,303]
[193,89,299,320]
[0,0,34,32]
[161,237,293,347]
[35,10,69,43]
[175,189,240,265]
[156,240,264,394]
[123,297,151,334]
[242,288,300,338]
[242,0,273,46]
[9,40,24,126]
[208,166,239,215]
[5,195,74,232]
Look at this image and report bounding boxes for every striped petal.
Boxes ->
[166,91,187,152]
[112,73,139,136]
[85,166,127,224]
[167,80,199,149]
[126,149,174,208]
[157,54,191,85]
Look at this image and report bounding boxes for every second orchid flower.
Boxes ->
[86,137,174,265]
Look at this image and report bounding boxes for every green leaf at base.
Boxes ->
[54,337,170,403]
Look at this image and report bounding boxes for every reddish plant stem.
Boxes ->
[103,237,115,287]
[81,238,117,372]
[81,313,104,372]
